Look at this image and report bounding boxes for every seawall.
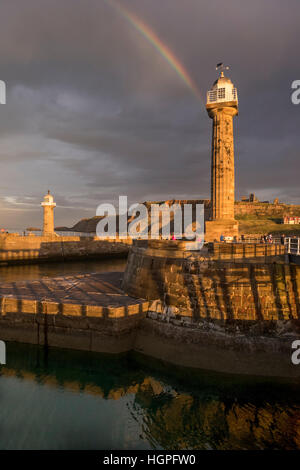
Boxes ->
[0,272,148,354]
[0,234,131,265]
[123,240,296,326]
[122,240,300,377]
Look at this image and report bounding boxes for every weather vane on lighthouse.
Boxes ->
[216,62,230,77]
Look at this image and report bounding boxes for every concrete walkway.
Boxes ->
[0,272,150,318]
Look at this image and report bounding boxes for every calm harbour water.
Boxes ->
[0,260,299,450]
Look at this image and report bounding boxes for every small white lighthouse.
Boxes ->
[41,190,56,236]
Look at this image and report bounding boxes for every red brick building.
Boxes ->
[283,216,300,224]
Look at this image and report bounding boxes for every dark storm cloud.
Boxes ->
[0,0,299,228]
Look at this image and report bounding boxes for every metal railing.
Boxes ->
[285,237,300,255]
[242,237,282,244]
[0,229,28,236]
[0,230,97,238]
[55,231,96,237]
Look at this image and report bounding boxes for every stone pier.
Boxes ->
[0,233,131,265]
[1,240,300,378]
[0,272,149,353]
[123,240,294,324]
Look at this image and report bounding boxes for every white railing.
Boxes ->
[0,230,97,238]
[241,237,282,244]
[55,231,96,237]
[207,87,238,105]
[285,237,300,255]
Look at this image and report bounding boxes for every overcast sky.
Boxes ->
[0,0,299,229]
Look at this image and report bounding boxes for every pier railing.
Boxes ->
[1,231,98,237]
[229,237,282,245]
[242,237,282,244]
[285,237,300,255]
[55,231,96,237]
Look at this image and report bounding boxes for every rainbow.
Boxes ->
[104,0,202,101]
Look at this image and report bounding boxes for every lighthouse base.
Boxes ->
[205,219,239,242]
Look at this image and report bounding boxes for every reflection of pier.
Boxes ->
[1,343,300,450]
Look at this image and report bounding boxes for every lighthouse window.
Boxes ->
[218,88,225,99]
[208,90,217,102]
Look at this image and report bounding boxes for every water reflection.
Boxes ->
[0,258,127,282]
[135,387,300,450]
[0,342,299,450]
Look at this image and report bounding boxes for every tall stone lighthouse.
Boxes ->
[41,190,56,236]
[205,64,239,241]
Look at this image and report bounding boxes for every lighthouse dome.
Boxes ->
[43,191,54,203]
[212,75,233,88]
[41,190,56,207]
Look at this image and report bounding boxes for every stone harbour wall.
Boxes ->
[0,250,299,377]
[123,241,299,330]
[0,234,131,265]
[0,294,147,354]
[134,317,299,378]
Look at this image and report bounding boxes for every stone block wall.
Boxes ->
[0,234,131,264]
[0,295,147,353]
[123,242,300,329]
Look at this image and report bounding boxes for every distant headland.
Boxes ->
[56,198,300,237]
